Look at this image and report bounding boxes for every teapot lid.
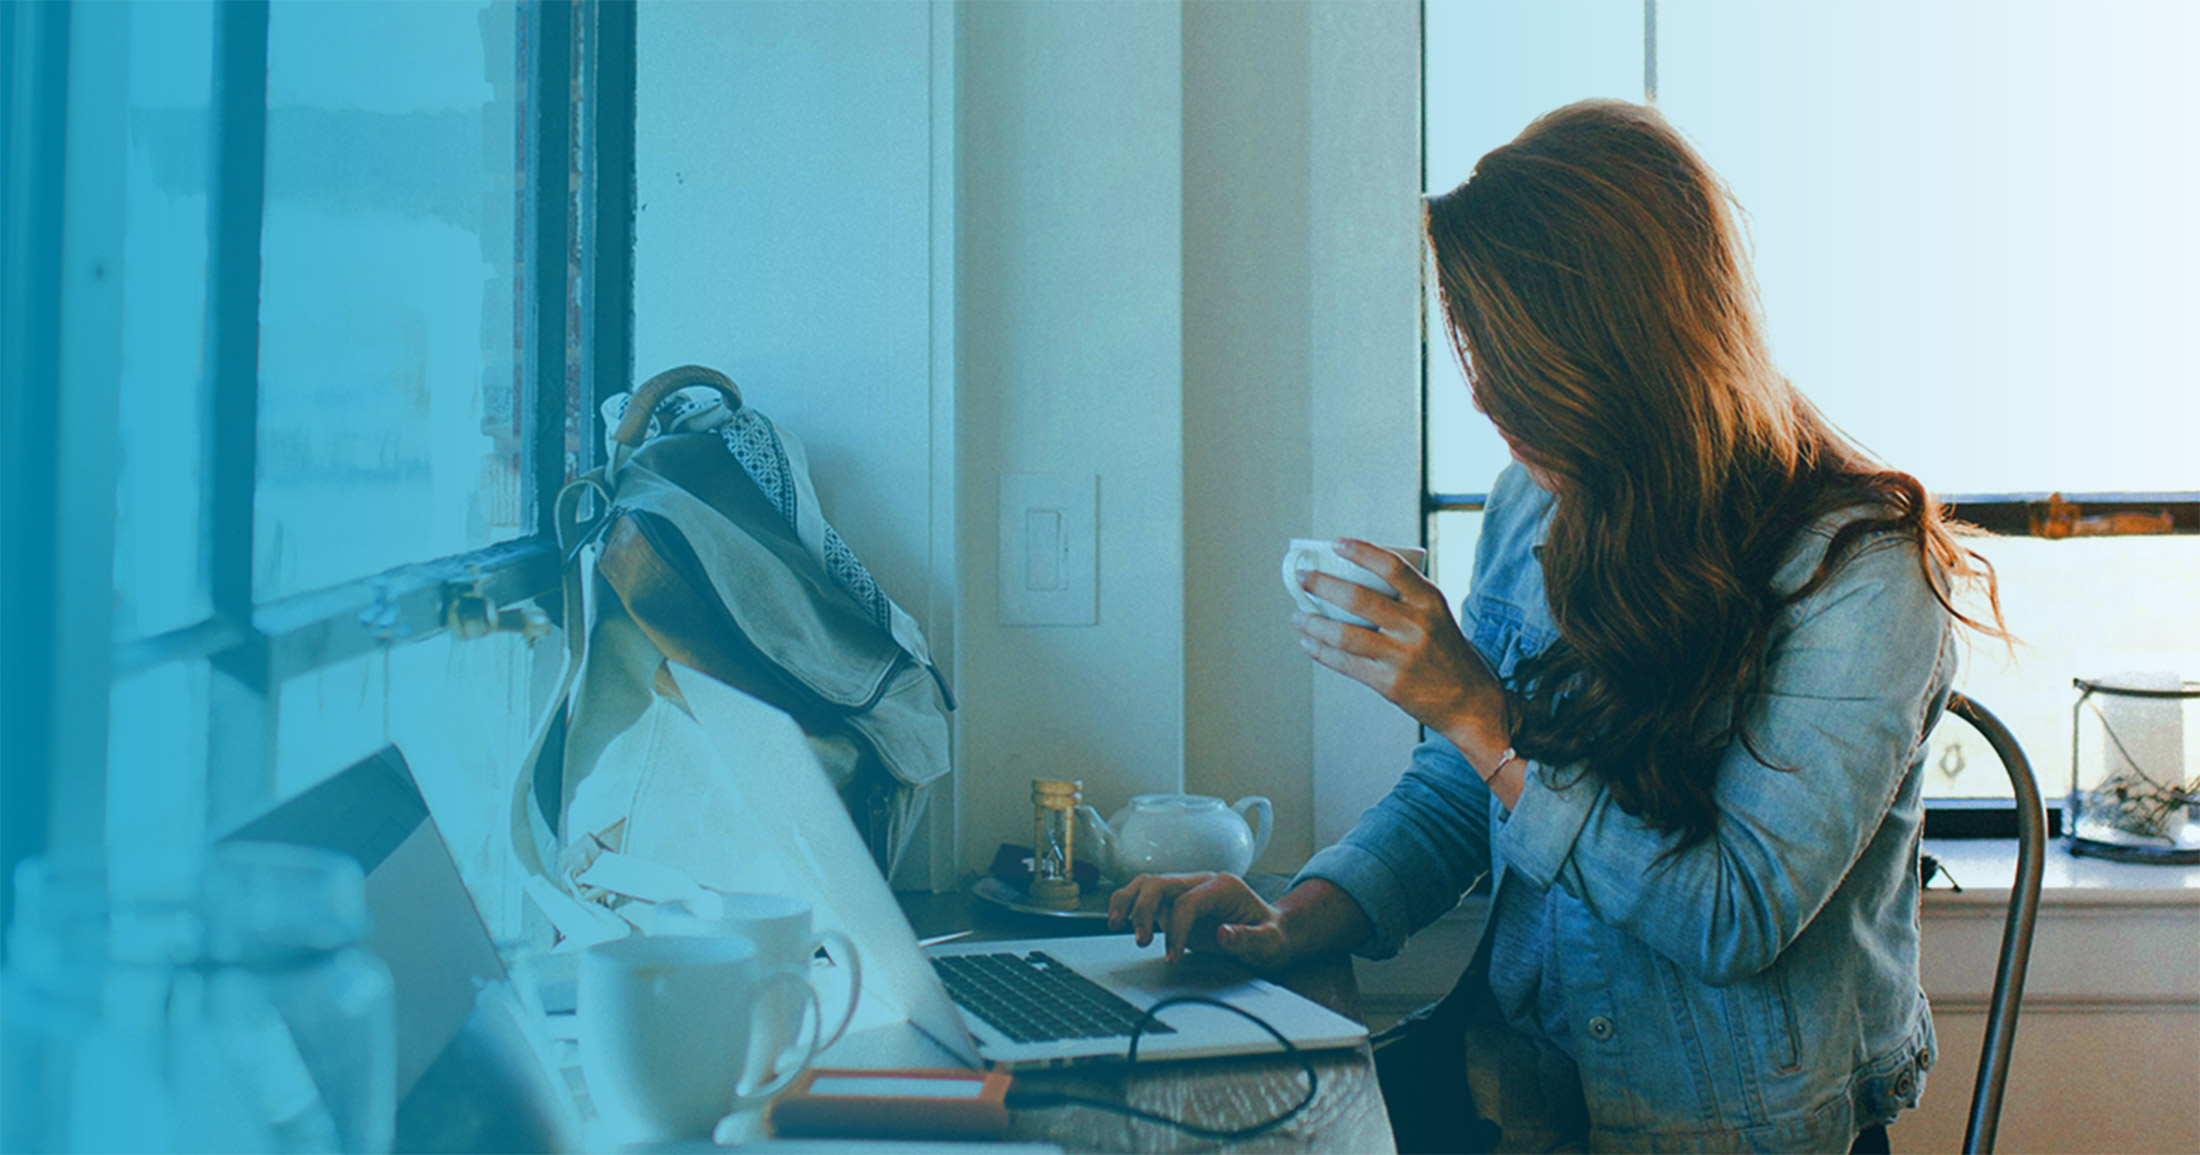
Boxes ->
[1128,793,1223,811]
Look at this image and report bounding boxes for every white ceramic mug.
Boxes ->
[1282,538,1430,628]
[657,891,864,1056]
[579,934,820,1142]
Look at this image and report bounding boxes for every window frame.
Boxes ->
[0,0,636,926]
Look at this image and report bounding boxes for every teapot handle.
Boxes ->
[1232,797,1273,866]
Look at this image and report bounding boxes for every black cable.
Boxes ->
[1002,995,1321,1142]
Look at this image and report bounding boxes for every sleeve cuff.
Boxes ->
[1491,761,1600,891]
[1292,842,1411,960]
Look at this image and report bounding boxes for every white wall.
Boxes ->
[633,0,937,628]
[1181,1,1319,864]
[632,0,956,886]
[957,1,1424,874]
[1302,2,1424,847]
[954,0,1190,870]
[633,0,1427,883]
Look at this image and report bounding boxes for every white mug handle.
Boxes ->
[806,929,864,1050]
[729,967,820,1109]
[1281,545,1323,616]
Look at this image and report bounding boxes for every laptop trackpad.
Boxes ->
[1103,952,1266,1000]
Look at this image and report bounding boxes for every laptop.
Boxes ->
[656,662,1368,1071]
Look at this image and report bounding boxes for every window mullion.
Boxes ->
[527,0,573,532]
[254,539,561,685]
[2,0,75,927]
[37,0,134,880]
[204,0,266,624]
[584,0,638,479]
[203,0,273,830]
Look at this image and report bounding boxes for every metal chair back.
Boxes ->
[1944,693,2046,1155]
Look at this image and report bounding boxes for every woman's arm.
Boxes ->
[1293,734,1498,958]
[1299,531,1953,986]
[1107,733,1498,967]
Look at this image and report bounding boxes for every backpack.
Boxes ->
[511,365,953,918]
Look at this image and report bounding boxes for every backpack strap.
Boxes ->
[610,365,743,464]
[506,471,633,945]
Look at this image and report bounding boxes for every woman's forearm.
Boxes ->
[1274,877,1376,961]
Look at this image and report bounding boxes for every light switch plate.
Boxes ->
[998,473,1097,626]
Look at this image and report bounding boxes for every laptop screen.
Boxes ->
[657,661,982,1070]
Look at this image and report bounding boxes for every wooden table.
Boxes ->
[897,877,1396,1154]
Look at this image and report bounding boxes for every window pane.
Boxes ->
[254,1,527,600]
[273,630,549,938]
[113,1,214,641]
[1427,509,1485,613]
[1927,535,2200,799]
[1658,0,2200,495]
[1424,0,1644,495]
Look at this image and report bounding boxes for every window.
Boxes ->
[1422,1,2198,813]
[2,0,636,939]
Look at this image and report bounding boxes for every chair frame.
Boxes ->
[1944,693,2046,1155]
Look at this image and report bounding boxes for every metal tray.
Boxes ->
[971,875,1115,921]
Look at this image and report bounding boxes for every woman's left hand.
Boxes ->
[1293,539,1510,759]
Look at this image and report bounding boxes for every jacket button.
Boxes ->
[1587,1016,1615,1041]
[1892,1070,1916,1098]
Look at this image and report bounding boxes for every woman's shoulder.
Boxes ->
[1473,462,1557,574]
[1483,462,1555,533]
[1772,497,1939,617]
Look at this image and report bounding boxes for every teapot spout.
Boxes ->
[1073,804,1117,881]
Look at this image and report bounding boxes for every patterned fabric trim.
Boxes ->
[607,387,905,645]
[824,525,893,632]
[719,412,894,631]
[721,410,798,527]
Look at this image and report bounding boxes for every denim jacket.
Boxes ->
[1299,463,1952,1152]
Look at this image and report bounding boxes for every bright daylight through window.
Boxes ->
[1422,0,2198,803]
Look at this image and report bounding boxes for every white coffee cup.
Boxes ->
[1283,538,1430,628]
[656,891,863,1056]
[579,934,820,1142]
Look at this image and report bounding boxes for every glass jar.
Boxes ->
[4,857,205,1152]
[195,842,397,1153]
[2069,673,2200,864]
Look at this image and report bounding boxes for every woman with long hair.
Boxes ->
[1110,99,2004,1151]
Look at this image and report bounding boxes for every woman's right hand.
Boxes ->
[1109,871,1383,974]
[1107,872,1300,970]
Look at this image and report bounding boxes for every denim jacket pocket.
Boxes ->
[1751,959,1805,1075]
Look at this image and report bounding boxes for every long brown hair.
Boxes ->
[1426,99,2004,848]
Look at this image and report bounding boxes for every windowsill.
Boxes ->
[1921,837,2200,909]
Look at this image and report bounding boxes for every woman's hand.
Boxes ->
[1107,873,1298,970]
[1292,539,1511,763]
[1107,873,1374,973]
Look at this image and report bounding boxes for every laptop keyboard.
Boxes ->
[931,950,1177,1045]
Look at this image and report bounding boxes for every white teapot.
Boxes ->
[1075,793,1273,881]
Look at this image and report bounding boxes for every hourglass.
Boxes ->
[1029,779,1083,910]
